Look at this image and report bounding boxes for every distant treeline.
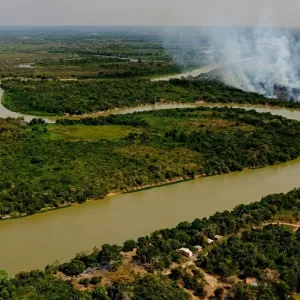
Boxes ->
[77,62,182,79]
[38,57,182,79]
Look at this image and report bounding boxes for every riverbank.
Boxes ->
[0,176,192,221]
[2,93,61,117]
[0,88,61,117]
[65,100,300,121]
[0,88,56,123]
[1,156,295,222]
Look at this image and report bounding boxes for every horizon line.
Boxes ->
[0,24,300,29]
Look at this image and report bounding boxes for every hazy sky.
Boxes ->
[1,0,299,27]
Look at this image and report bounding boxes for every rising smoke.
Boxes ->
[209,26,300,99]
[161,10,300,100]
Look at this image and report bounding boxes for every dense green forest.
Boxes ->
[1,106,300,216]
[1,78,274,115]
[1,188,300,299]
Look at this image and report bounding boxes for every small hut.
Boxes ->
[178,248,193,258]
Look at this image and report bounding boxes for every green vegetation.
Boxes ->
[49,124,139,141]
[123,240,138,252]
[1,78,268,115]
[1,187,300,299]
[198,225,300,298]
[0,29,189,79]
[2,107,300,216]
[128,274,190,300]
[4,77,300,117]
[0,270,81,300]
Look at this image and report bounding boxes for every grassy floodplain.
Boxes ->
[0,27,203,80]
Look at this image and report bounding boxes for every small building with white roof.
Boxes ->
[178,248,193,258]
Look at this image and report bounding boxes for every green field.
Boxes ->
[49,124,141,141]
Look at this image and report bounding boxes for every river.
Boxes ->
[150,62,232,82]
[1,66,300,275]
[0,88,55,123]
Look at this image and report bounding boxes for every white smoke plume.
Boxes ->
[211,25,300,99]
[161,10,300,100]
